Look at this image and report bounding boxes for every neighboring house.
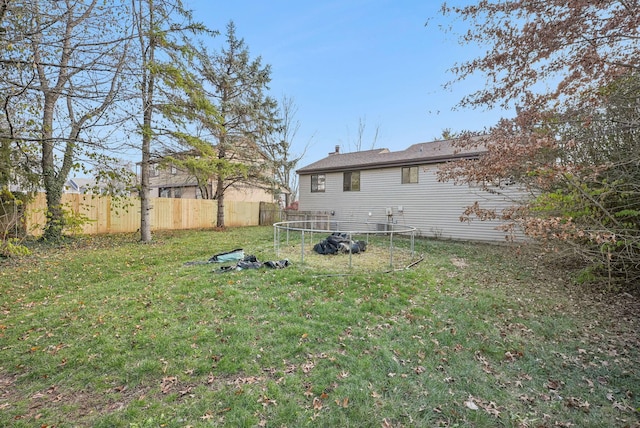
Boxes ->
[65,178,107,194]
[64,177,131,196]
[296,140,525,242]
[146,160,275,203]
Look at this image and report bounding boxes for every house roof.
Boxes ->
[296,138,486,174]
[65,177,103,191]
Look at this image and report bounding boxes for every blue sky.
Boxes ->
[188,0,510,167]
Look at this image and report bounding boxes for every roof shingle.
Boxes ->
[296,139,485,174]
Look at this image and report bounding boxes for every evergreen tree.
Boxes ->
[191,21,279,228]
[130,0,212,242]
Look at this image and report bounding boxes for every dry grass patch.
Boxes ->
[274,234,420,273]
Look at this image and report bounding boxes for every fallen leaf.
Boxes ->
[258,395,277,408]
[335,397,349,408]
[313,397,323,410]
[519,394,534,404]
[612,401,630,412]
[160,376,177,394]
[465,400,479,410]
[547,379,561,390]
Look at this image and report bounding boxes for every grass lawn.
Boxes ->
[1,226,639,427]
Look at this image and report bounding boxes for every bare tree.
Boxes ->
[1,0,131,240]
[347,116,380,152]
[259,95,309,207]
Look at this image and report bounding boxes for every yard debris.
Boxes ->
[208,248,245,263]
[384,256,425,273]
[313,232,367,255]
[184,249,290,272]
[213,254,290,273]
[184,248,245,265]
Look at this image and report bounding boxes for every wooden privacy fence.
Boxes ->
[259,201,283,226]
[25,193,280,236]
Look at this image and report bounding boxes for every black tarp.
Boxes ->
[313,232,367,255]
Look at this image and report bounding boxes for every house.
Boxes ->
[145,159,275,203]
[64,177,129,196]
[296,140,525,242]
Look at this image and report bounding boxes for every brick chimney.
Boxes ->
[329,145,340,155]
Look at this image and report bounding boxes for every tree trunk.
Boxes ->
[216,176,224,227]
[139,131,152,242]
[137,0,154,243]
[41,91,65,241]
[42,176,64,240]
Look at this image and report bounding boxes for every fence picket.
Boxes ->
[24,193,278,235]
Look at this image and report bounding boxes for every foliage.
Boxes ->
[59,203,95,236]
[0,188,31,256]
[0,236,30,257]
[129,0,214,243]
[1,0,133,241]
[189,21,280,227]
[437,1,640,288]
[0,228,638,426]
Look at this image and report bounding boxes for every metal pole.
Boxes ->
[301,230,305,264]
[274,224,278,257]
[348,231,352,268]
[411,230,415,256]
[389,231,394,268]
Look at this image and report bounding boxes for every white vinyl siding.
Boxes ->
[299,165,525,242]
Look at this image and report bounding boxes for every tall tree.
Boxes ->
[1,0,130,240]
[259,95,308,207]
[194,21,279,227]
[437,1,640,286]
[130,0,211,242]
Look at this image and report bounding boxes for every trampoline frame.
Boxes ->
[273,220,417,269]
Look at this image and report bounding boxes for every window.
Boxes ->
[170,165,177,175]
[401,166,418,184]
[311,174,326,192]
[343,171,360,191]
